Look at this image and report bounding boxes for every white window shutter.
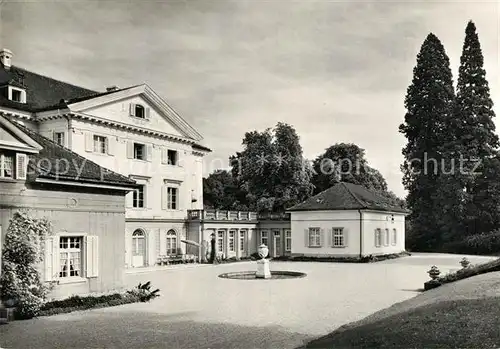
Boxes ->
[161,186,167,210]
[161,147,168,164]
[107,137,115,156]
[86,235,99,278]
[328,228,332,247]
[49,130,55,142]
[176,151,183,167]
[320,229,325,247]
[44,236,54,281]
[126,141,134,159]
[344,229,348,247]
[129,103,136,117]
[159,230,166,255]
[175,187,181,210]
[145,107,151,120]
[146,145,153,162]
[126,191,133,208]
[304,229,309,248]
[15,153,28,180]
[84,132,93,152]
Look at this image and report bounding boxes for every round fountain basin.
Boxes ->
[218,271,307,280]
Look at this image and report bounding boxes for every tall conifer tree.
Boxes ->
[400,33,456,251]
[456,21,500,235]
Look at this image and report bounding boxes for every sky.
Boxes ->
[0,0,498,197]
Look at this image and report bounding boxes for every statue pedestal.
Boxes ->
[256,259,271,279]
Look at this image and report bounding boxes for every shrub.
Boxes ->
[443,230,500,255]
[126,281,160,302]
[0,211,52,319]
[38,282,160,317]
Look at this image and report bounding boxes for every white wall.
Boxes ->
[67,119,203,220]
[38,118,70,147]
[290,210,406,257]
[362,211,406,256]
[290,210,361,257]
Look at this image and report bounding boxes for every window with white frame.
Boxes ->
[166,230,177,255]
[392,229,397,245]
[167,187,178,210]
[11,89,22,102]
[59,236,83,278]
[0,153,14,179]
[260,231,268,246]
[239,230,246,252]
[229,230,236,252]
[308,227,321,247]
[384,229,390,246]
[132,230,145,256]
[285,230,291,251]
[54,132,65,146]
[9,87,26,103]
[93,135,107,154]
[375,229,382,247]
[133,185,145,208]
[217,231,224,253]
[332,228,345,247]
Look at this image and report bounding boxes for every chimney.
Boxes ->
[0,49,13,70]
[106,86,119,92]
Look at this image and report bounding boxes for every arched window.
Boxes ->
[132,229,145,256]
[166,230,177,255]
[135,104,145,119]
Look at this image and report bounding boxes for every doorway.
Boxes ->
[132,229,146,267]
[273,230,282,257]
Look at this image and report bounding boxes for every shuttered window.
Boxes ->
[44,235,99,281]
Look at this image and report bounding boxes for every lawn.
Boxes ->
[300,271,500,349]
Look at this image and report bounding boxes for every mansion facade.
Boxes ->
[0,49,291,278]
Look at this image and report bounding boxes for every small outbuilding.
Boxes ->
[287,182,409,258]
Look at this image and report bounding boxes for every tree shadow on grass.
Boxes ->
[299,297,500,349]
[0,311,315,349]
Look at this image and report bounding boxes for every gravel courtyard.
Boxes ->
[0,253,495,349]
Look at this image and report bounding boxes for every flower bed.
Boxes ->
[424,257,500,291]
[11,281,160,319]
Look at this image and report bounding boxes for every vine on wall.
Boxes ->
[0,211,53,319]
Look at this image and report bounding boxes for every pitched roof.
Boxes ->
[287,182,409,213]
[0,65,99,112]
[8,120,137,187]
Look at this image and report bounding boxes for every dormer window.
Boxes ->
[12,89,21,102]
[8,86,26,104]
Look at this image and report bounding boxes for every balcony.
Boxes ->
[187,209,290,221]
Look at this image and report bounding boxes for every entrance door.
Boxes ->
[273,230,281,257]
[132,229,146,267]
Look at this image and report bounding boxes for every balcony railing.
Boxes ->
[187,209,289,221]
